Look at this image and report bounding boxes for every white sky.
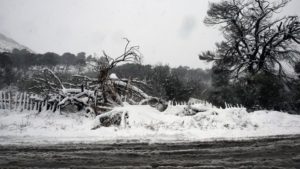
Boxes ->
[0,0,299,68]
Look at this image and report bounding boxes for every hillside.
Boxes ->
[0,33,33,53]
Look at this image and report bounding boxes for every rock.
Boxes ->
[140,97,168,112]
[91,110,129,129]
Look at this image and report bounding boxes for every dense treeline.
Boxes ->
[112,64,211,102]
[0,49,89,89]
[0,49,87,69]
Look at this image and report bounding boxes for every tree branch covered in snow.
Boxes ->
[200,0,300,80]
[28,39,167,114]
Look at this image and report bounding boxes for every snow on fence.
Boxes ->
[167,99,214,108]
[167,99,244,110]
[0,91,56,113]
[0,90,244,114]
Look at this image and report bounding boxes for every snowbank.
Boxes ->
[0,104,300,145]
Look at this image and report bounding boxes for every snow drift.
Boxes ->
[0,103,300,145]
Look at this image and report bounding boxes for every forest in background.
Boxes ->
[1,47,300,114]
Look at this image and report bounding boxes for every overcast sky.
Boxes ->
[0,0,300,68]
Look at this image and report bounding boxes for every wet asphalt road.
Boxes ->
[0,135,299,169]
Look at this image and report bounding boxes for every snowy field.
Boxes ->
[0,103,300,145]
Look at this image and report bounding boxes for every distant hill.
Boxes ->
[0,33,33,53]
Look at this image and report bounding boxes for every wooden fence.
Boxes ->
[0,91,58,113]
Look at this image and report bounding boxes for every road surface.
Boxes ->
[0,135,299,168]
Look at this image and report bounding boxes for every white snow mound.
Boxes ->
[0,104,300,144]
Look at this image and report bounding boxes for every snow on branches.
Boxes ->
[30,39,167,116]
[200,0,300,80]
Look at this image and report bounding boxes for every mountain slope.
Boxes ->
[0,33,33,53]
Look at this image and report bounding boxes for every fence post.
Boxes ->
[8,91,11,110]
[38,101,42,113]
[27,94,32,111]
[14,92,18,110]
[59,95,61,114]
[0,91,3,109]
[31,97,35,111]
[0,91,2,109]
[36,100,39,111]
[19,93,23,111]
[22,93,26,111]
[23,92,28,110]
[45,100,48,111]
[2,92,6,110]
[19,93,22,111]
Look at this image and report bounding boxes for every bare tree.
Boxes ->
[92,38,142,107]
[199,0,300,80]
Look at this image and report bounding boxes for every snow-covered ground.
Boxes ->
[0,103,300,145]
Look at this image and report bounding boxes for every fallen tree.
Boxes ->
[30,39,168,115]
